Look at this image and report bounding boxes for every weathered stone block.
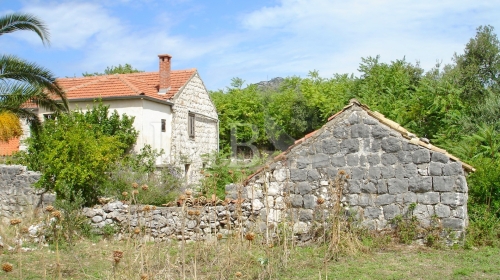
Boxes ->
[412,149,431,164]
[307,169,321,181]
[351,167,366,180]
[303,195,317,209]
[288,194,302,208]
[442,218,465,230]
[296,156,309,169]
[296,182,312,195]
[347,179,361,194]
[397,151,413,164]
[367,154,380,165]
[368,167,381,179]
[351,124,370,138]
[441,193,465,206]
[361,182,377,193]
[403,163,417,178]
[341,139,360,153]
[380,166,395,178]
[348,112,361,124]
[321,139,340,154]
[455,176,468,192]
[416,192,440,205]
[383,204,400,220]
[299,209,313,222]
[443,162,463,176]
[381,138,402,153]
[376,180,388,194]
[381,153,398,165]
[347,194,359,205]
[372,125,389,139]
[359,193,374,206]
[408,176,432,193]
[433,176,454,192]
[388,178,408,194]
[428,162,443,176]
[290,169,307,182]
[431,152,449,163]
[363,117,378,125]
[346,154,359,166]
[331,156,346,167]
[395,165,405,179]
[370,139,381,152]
[311,153,330,168]
[434,204,451,218]
[364,206,381,218]
[375,194,395,206]
[333,126,349,139]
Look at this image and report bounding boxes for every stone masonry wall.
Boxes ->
[170,73,218,185]
[240,104,469,238]
[0,165,54,224]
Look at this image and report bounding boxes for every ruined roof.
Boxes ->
[55,69,197,102]
[246,99,475,183]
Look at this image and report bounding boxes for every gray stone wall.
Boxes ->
[240,105,469,237]
[0,165,53,223]
[170,73,219,184]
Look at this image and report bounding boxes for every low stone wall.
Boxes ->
[0,165,54,224]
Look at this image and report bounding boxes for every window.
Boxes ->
[161,119,166,132]
[184,164,190,181]
[188,113,195,139]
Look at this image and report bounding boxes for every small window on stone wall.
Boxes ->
[188,113,195,139]
[161,119,166,132]
[184,164,190,181]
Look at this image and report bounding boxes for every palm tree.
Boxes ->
[0,13,67,141]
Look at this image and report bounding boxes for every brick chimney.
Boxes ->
[158,54,172,95]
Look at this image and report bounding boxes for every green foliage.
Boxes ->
[22,103,138,206]
[82,63,143,76]
[466,205,500,247]
[199,151,246,199]
[391,204,419,245]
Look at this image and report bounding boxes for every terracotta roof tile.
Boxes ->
[55,69,196,102]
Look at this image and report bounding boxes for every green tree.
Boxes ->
[0,13,67,140]
[23,103,138,206]
[82,63,143,76]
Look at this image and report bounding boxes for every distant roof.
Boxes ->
[55,69,197,102]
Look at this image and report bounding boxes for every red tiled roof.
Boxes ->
[55,69,196,102]
[0,137,20,156]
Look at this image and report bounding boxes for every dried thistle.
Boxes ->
[51,211,62,219]
[45,205,55,212]
[235,271,243,278]
[141,184,149,191]
[9,219,21,226]
[143,205,151,212]
[338,170,346,175]
[245,232,255,241]
[2,263,13,272]
[187,210,195,216]
[132,182,139,189]
[194,210,201,216]
[132,190,139,196]
[113,250,123,263]
[317,197,325,205]
[179,194,186,201]
[140,273,149,280]
[345,175,350,179]
[152,206,156,210]
[185,189,192,196]
[122,191,128,197]
[20,226,29,234]
[217,233,223,240]
[133,228,141,235]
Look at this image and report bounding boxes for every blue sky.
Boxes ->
[2,0,500,91]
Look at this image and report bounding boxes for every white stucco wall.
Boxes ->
[170,72,219,184]
[38,99,173,164]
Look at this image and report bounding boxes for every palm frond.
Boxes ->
[0,54,67,109]
[0,12,50,45]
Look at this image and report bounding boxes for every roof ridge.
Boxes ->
[65,76,109,92]
[116,75,143,94]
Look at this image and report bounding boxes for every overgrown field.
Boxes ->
[1,236,499,279]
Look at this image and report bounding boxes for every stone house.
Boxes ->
[0,54,219,184]
[240,99,474,236]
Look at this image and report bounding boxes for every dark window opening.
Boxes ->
[184,164,190,181]
[161,119,166,132]
[43,114,55,120]
[188,113,195,139]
